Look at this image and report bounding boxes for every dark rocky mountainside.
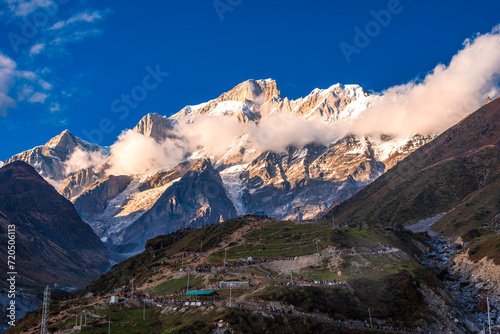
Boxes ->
[0,161,111,288]
[326,98,500,236]
[74,175,133,221]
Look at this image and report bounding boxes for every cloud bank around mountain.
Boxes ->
[105,130,185,175]
[249,24,500,152]
[344,24,500,138]
[64,147,106,175]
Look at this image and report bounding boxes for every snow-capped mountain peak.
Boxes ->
[5,78,434,257]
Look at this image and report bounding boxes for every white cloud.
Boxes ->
[38,79,52,90]
[68,10,102,23]
[246,113,341,153]
[342,25,500,139]
[0,53,52,115]
[49,10,104,30]
[106,130,187,176]
[17,84,33,101]
[49,102,60,112]
[176,115,245,157]
[64,147,106,175]
[0,54,17,115]
[28,91,48,103]
[29,43,45,55]
[50,28,102,46]
[246,25,500,153]
[3,0,53,17]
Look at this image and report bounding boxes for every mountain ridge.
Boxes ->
[325,97,500,235]
[0,161,112,288]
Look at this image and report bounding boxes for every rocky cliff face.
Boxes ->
[58,167,100,200]
[74,175,133,220]
[133,112,175,142]
[119,159,236,253]
[171,79,282,123]
[171,79,373,124]
[238,137,384,220]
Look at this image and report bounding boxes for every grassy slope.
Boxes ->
[466,234,500,265]
[83,218,427,296]
[83,219,246,295]
[9,218,445,333]
[13,302,384,334]
[258,270,430,324]
[431,177,500,235]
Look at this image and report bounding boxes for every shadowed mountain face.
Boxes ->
[119,159,236,254]
[326,98,500,235]
[0,161,111,288]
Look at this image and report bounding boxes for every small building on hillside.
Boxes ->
[219,281,250,289]
[184,290,219,302]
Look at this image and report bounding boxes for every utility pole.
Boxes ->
[40,285,50,334]
[487,297,491,334]
[229,283,232,307]
[368,308,373,328]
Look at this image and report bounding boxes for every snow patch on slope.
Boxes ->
[210,101,252,117]
[220,163,249,215]
[371,136,418,162]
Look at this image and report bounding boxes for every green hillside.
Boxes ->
[7,217,455,333]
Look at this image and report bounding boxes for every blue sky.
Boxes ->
[0,0,500,160]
